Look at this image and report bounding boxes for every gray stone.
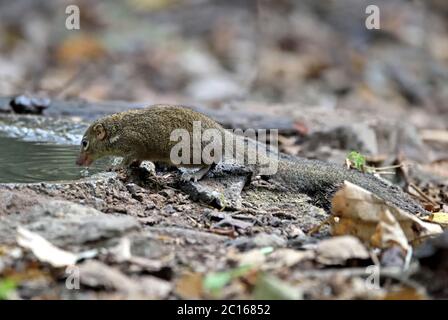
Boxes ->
[0,191,140,248]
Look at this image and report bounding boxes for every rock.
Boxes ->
[179,162,250,210]
[0,191,140,248]
[10,94,50,115]
[0,190,41,215]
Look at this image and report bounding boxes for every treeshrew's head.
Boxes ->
[76,121,109,166]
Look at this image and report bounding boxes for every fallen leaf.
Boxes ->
[16,227,77,268]
[315,235,370,265]
[331,181,442,249]
[264,249,315,269]
[424,212,448,227]
[370,209,409,253]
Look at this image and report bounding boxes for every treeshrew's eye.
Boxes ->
[82,139,89,150]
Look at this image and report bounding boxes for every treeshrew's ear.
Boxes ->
[93,123,107,141]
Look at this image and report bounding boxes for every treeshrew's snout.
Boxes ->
[76,152,93,166]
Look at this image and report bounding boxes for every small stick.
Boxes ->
[409,183,439,206]
[372,164,404,171]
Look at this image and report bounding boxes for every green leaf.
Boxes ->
[347,151,366,171]
[203,265,252,294]
[203,272,233,293]
[0,278,16,300]
[253,274,302,300]
[260,246,274,255]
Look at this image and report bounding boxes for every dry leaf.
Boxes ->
[424,212,448,227]
[265,249,315,269]
[16,227,77,268]
[315,235,370,265]
[331,181,442,249]
[370,209,409,253]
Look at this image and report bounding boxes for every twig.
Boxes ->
[409,183,439,206]
[372,164,404,171]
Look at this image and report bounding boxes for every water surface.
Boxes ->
[0,136,111,183]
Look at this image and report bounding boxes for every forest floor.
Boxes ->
[0,0,448,299]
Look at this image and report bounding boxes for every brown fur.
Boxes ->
[77,105,225,168]
[77,104,426,214]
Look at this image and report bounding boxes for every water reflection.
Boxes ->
[0,136,111,183]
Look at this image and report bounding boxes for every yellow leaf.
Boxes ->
[425,212,448,227]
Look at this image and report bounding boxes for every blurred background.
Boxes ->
[0,0,447,118]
